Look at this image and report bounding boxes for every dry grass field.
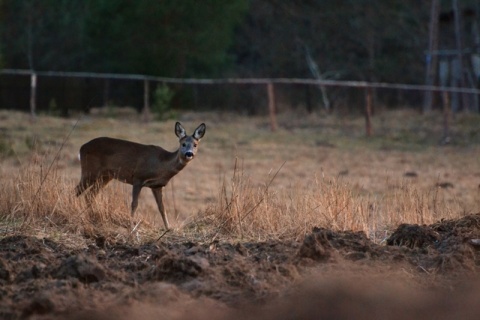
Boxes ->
[0,108,478,242]
[0,108,480,318]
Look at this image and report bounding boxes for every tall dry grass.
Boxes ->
[194,159,467,242]
[0,154,138,243]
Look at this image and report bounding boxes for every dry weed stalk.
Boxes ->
[208,158,276,239]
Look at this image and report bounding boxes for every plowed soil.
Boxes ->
[2,214,480,319]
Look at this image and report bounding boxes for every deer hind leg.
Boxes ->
[88,175,112,198]
[75,175,96,196]
[131,182,143,217]
[78,175,112,208]
[151,187,170,230]
[76,166,112,195]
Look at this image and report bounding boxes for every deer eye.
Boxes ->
[194,143,197,148]
[182,143,187,147]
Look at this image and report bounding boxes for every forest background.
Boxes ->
[0,0,479,114]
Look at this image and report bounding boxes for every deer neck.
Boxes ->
[167,149,188,174]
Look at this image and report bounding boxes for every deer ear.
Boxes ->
[193,123,206,140]
[175,122,186,138]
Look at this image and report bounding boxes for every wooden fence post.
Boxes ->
[142,79,151,122]
[267,82,278,131]
[365,87,373,137]
[442,91,451,143]
[103,79,110,107]
[30,73,37,120]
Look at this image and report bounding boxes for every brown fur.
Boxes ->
[75,122,206,230]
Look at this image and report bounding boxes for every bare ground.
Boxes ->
[1,213,480,319]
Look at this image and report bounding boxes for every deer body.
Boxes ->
[75,122,206,230]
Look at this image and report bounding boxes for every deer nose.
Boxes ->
[185,151,194,159]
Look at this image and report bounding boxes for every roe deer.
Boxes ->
[75,122,206,230]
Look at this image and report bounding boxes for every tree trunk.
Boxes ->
[452,0,468,111]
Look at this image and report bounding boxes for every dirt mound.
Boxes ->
[1,214,480,318]
[147,251,208,282]
[297,227,385,262]
[385,213,480,273]
[52,254,108,283]
[386,223,440,248]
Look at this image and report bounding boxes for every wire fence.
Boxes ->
[1,68,480,136]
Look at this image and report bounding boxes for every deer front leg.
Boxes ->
[151,187,170,230]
